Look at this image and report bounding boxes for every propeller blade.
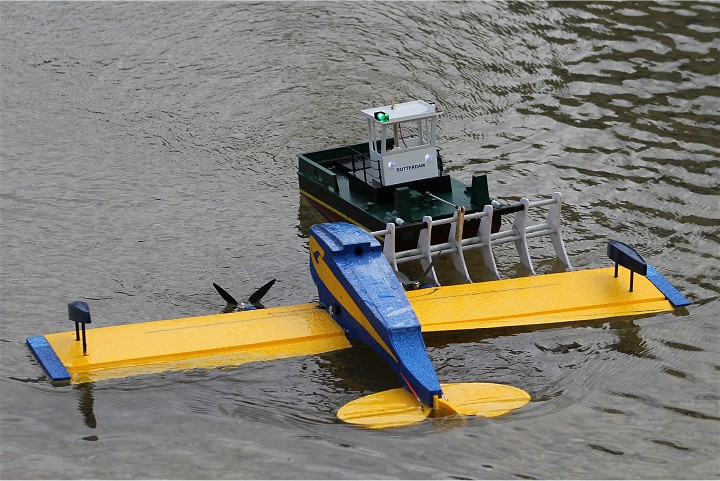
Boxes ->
[420,249,444,282]
[247,279,276,305]
[393,251,444,291]
[393,269,410,283]
[213,283,238,306]
[394,269,420,291]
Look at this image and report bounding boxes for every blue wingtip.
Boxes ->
[26,336,71,382]
[646,265,691,307]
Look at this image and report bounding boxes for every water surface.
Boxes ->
[1,2,718,479]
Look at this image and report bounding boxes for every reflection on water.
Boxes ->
[607,319,654,359]
[75,383,97,431]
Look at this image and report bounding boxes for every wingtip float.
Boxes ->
[27,222,689,429]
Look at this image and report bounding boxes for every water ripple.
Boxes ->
[1,1,718,479]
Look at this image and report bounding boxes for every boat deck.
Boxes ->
[298,141,482,225]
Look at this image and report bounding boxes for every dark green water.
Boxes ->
[1,1,718,479]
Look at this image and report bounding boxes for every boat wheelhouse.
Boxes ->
[298,99,500,249]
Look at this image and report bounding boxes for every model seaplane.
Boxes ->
[26,100,691,429]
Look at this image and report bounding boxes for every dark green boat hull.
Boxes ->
[298,141,494,249]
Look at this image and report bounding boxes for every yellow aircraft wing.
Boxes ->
[28,267,679,384]
[411,266,673,332]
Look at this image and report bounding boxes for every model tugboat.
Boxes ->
[298,99,516,250]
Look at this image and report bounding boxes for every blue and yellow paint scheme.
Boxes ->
[308,222,443,407]
[25,222,690,427]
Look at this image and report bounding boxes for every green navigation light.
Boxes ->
[374,111,389,123]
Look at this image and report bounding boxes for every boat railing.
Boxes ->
[370,192,572,286]
[349,146,383,185]
[298,155,340,193]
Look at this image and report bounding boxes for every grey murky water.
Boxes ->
[1,1,718,479]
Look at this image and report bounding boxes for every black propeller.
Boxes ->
[248,278,276,305]
[213,279,277,311]
[212,283,238,306]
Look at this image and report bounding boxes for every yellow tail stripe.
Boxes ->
[309,237,397,363]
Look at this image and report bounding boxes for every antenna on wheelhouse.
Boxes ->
[391,98,399,148]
